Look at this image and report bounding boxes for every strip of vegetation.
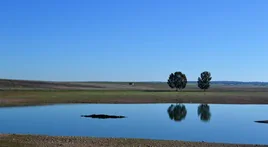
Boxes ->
[1,90,268,107]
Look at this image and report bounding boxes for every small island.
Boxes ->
[255,120,268,124]
[81,114,126,119]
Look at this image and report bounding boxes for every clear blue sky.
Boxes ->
[1,0,267,82]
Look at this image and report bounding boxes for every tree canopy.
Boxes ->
[197,71,212,91]
[167,71,187,91]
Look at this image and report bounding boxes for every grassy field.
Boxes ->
[1,79,268,107]
[1,90,268,107]
[0,134,266,147]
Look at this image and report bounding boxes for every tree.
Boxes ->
[167,71,187,91]
[167,104,187,122]
[197,71,212,91]
[197,104,211,122]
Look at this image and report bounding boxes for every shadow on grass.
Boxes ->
[141,90,206,92]
[141,90,175,92]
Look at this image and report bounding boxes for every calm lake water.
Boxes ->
[0,104,268,145]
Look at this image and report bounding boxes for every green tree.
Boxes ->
[167,104,187,122]
[197,71,212,91]
[167,72,187,91]
[197,104,211,122]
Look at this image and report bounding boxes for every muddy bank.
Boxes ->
[0,134,266,147]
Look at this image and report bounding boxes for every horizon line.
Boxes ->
[0,78,267,83]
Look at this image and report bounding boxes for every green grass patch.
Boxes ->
[1,90,268,107]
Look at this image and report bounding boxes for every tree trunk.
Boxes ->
[176,88,178,91]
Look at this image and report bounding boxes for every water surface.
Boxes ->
[0,104,267,145]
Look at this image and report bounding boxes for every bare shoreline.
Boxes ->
[0,134,267,147]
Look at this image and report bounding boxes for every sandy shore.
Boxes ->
[0,134,267,147]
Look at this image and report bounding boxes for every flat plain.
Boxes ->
[1,79,268,107]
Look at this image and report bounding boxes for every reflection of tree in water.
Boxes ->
[198,104,211,122]
[167,104,187,122]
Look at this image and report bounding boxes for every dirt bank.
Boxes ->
[0,134,266,147]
